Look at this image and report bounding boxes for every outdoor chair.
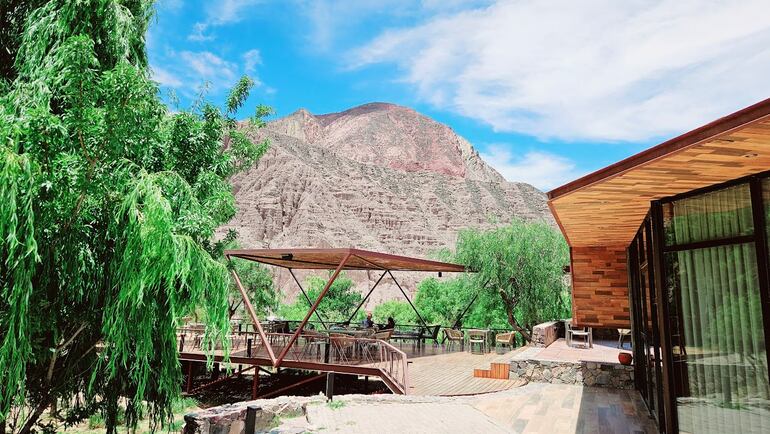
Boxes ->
[361,329,393,362]
[443,328,464,351]
[617,328,632,349]
[495,331,517,354]
[467,329,488,354]
[423,324,441,346]
[372,329,393,342]
[362,328,376,338]
[230,334,243,351]
[566,320,591,348]
[300,330,327,361]
[329,333,356,364]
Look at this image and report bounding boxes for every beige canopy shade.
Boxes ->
[225,247,470,367]
[224,247,469,272]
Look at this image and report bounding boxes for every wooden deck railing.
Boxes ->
[177,329,409,394]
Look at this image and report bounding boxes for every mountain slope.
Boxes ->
[221,103,553,306]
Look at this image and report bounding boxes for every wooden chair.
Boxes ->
[329,333,356,364]
[495,331,517,354]
[566,320,591,348]
[467,329,488,354]
[300,330,326,361]
[443,328,464,351]
[361,329,393,362]
[372,329,393,341]
[617,328,632,349]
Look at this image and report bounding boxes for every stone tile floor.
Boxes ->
[526,338,629,364]
[275,383,657,433]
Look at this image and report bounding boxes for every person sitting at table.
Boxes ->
[384,317,396,330]
[362,312,374,328]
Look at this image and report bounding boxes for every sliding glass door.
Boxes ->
[659,181,770,433]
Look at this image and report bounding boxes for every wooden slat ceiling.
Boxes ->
[224,248,469,272]
[548,99,770,248]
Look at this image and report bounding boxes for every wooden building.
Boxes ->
[549,98,770,433]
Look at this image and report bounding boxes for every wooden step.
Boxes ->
[473,362,510,380]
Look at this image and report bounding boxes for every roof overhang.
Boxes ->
[224,247,469,272]
[548,97,770,247]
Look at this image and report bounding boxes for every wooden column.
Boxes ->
[325,372,335,401]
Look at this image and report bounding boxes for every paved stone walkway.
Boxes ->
[522,339,624,364]
[274,383,657,433]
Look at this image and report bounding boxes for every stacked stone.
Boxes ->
[531,321,560,348]
[509,360,634,390]
[183,395,322,434]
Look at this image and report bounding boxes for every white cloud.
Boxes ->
[480,145,583,191]
[188,23,214,42]
[152,48,268,98]
[242,49,261,73]
[178,51,238,91]
[188,0,261,41]
[350,0,770,142]
[151,66,183,88]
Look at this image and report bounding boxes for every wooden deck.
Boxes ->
[406,346,527,396]
[178,333,529,397]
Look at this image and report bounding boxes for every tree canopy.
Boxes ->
[277,272,363,324]
[449,219,571,340]
[0,1,269,432]
[373,219,570,339]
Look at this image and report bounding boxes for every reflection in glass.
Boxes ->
[663,183,753,247]
[664,182,769,433]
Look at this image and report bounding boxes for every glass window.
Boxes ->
[663,182,770,433]
[663,183,754,247]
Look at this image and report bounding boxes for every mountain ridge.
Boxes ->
[221,102,553,305]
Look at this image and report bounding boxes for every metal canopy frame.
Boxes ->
[225,247,471,368]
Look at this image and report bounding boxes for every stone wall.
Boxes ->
[183,395,323,434]
[509,359,634,389]
[531,321,561,348]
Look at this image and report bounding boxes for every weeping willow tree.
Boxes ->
[0,1,270,433]
[446,219,571,341]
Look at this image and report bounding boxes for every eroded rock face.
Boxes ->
[221,103,554,304]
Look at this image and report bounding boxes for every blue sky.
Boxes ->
[148,0,770,191]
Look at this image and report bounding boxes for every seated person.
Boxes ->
[384,317,396,330]
[361,312,374,328]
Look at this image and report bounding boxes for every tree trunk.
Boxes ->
[497,288,532,342]
[18,400,48,434]
[505,309,532,342]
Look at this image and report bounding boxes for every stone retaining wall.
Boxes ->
[183,395,324,434]
[531,321,561,348]
[509,359,634,389]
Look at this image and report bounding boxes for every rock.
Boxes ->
[229,420,245,434]
[220,103,553,303]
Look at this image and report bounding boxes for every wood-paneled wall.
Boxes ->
[571,245,630,328]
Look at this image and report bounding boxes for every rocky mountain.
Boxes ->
[221,102,553,308]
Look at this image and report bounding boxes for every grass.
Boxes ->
[62,397,200,433]
[326,400,346,410]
